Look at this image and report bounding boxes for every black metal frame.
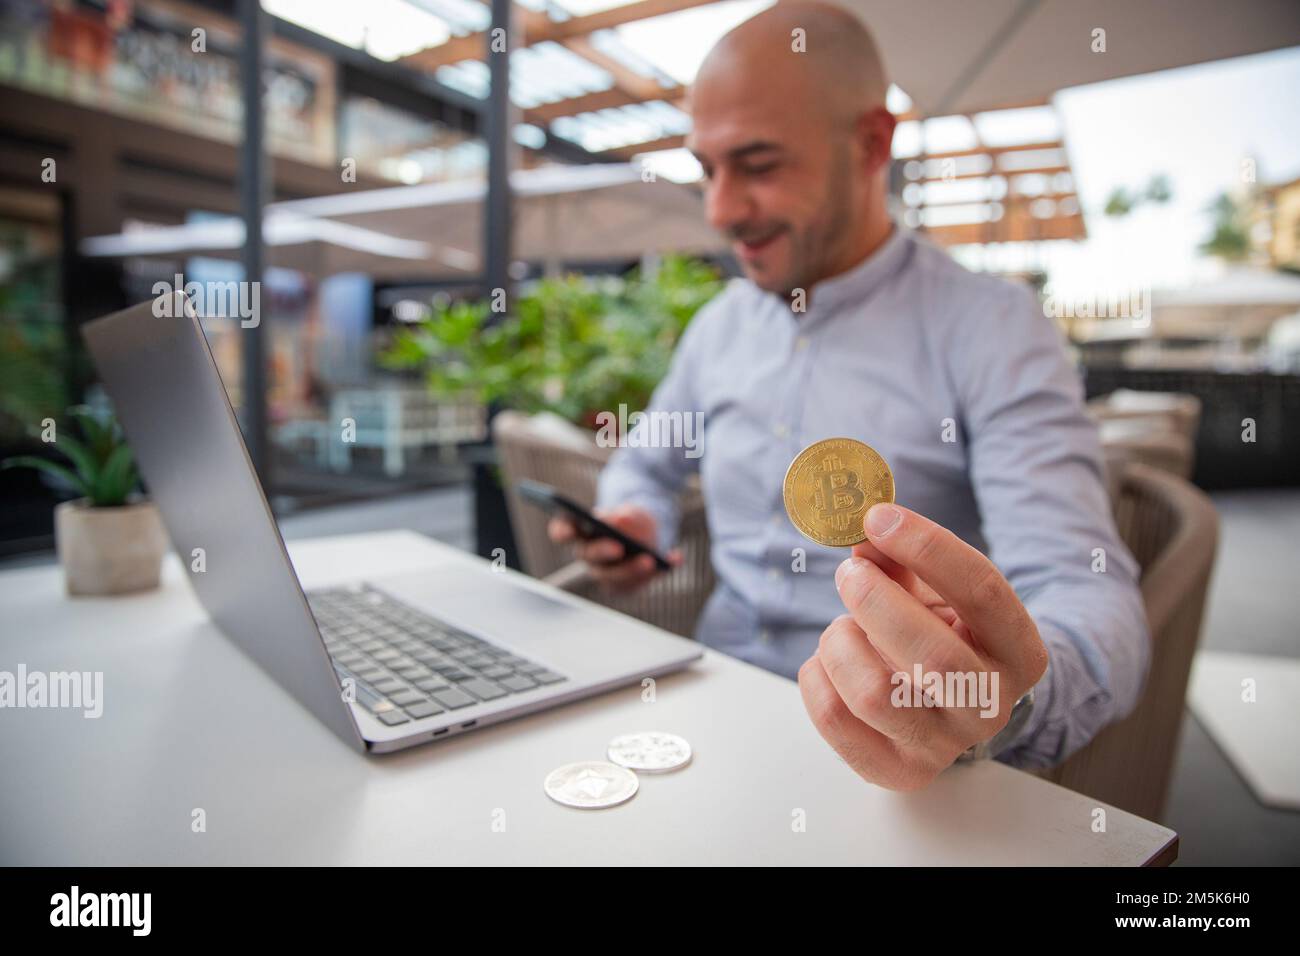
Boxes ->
[238,0,270,484]
[484,0,513,311]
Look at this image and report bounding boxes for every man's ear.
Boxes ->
[857,107,897,174]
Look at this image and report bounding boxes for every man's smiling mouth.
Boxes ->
[734,226,786,260]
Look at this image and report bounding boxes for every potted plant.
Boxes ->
[2,406,166,596]
[382,255,724,427]
[381,256,724,559]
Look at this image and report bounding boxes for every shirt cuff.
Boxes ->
[995,619,1102,770]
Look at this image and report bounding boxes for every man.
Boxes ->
[549,2,1149,789]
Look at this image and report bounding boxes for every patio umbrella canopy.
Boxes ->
[81,165,723,282]
[842,0,1300,115]
[1153,269,1300,340]
[277,163,725,279]
[1155,269,1300,308]
[80,212,458,280]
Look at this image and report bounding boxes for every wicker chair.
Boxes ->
[492,411,716,638]
[1041,463,1219,823]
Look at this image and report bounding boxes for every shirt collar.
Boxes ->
[804,222,912,314]
[756,222,913,318]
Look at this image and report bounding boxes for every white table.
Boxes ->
[0,531,1177,865]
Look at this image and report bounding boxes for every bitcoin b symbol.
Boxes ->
[814,454,865,531]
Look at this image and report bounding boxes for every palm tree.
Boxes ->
[1200,192,1252,261]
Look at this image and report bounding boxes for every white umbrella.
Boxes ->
[1151,268,1300,340]
[1154,268,1300,308]
[82,165,722,280]
[276,163,725,277]
[841,0,1300,115]
[80,210,469,279]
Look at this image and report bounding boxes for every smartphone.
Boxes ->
[515,479,672,572]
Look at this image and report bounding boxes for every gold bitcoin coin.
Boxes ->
[783,437,895,547]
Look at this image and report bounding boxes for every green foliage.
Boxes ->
[1200,191,1252,261]
[0,224,69,441]
[1103,174,1174,218]
[2,406,140,507]
[1103,187,1134,218]
[382,255,725,426]
[1144,174,1172,204]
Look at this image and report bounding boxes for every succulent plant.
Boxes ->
[2,406,140,507]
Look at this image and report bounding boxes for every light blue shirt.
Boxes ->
[597,226,1150,768]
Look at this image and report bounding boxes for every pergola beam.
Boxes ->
[925,218,1084,245]
[914,191,1079,210]
[602,133,686,159]
[913,163,1072,183]
[401,0,716,71]
[526,88,650,125]
[905,140,1064,162]
[525,83,686,126]
[560,34,668,102]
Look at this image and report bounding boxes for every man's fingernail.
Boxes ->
[867,504,902,537]
[835,557,866,590]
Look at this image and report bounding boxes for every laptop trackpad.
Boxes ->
[367,565,588,642]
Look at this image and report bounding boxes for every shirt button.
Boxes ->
[758,628,772,644]
[767,568,780,581]
[794,336,809,351]
[770,514,782,527]
[773,423,788,438]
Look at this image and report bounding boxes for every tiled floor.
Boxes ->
[1161,490,1300,865]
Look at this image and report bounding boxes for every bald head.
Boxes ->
[687,2,896,297]
[694,2,888,123]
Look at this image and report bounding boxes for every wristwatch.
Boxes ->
[957,688,1035,762]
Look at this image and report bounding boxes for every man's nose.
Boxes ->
[705,170,749,233]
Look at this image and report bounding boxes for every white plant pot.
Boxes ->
[54,498,168,597]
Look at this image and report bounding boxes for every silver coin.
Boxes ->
[543,760,639,809]
[606,731,693,773]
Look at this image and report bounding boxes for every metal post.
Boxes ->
[239,0,270,489]
[484,0,513,306]
[474,0,517,561]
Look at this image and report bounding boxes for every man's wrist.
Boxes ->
[957,687,1035,762]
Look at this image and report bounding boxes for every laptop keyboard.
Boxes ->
[306,584,566,728]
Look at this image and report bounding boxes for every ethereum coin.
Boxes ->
[607,731,693,773]
[783,437,895,547]
[543,760,639,809]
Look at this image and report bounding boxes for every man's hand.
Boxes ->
[547,503,681,592]
[798,503,1049,790]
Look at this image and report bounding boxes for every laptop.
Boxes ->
[82,293,702,754]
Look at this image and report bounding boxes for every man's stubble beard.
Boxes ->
[777,145,858,298]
